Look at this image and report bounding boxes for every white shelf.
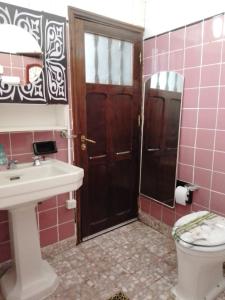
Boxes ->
[0,104,69,133]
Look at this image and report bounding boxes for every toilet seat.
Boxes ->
[172,211,225,251]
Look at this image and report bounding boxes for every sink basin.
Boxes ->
[0,159,84,300]
[0,159,84,209]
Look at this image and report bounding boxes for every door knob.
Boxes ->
[81,135,96,144]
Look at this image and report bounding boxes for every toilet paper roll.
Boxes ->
[175,186,188,206]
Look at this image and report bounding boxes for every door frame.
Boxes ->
[68,7,143,243]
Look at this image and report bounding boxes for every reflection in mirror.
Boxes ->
[140,71,184,208]
[0,24,43,86]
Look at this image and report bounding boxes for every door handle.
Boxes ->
[81,135,96,144]
[147,148,160,152]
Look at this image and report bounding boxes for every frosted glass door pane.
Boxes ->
[97,36,109,84]
[85,33,96,83]
[122,42,133,85]
[84,33,133,86]
[111,39,121,85]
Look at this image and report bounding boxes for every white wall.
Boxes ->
[144,0,225,38]
[0,0,145,27]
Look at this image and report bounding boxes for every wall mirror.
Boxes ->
[140,71,184,208]
[0,24,43,86]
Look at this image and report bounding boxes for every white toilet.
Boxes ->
[172,210,225,300]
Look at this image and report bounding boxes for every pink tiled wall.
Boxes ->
[141,13,225,226]
[0,131,75,263]
[0,53,42,85]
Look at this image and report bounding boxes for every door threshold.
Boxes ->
[82,218,138,242]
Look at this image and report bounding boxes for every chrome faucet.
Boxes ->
[7,159,18,170]
[33,156,41,166]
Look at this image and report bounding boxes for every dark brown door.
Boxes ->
[141,87,181,207]
[69,8,143,239]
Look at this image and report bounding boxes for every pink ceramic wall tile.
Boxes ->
[38,197,57,212]
[215,131,225,151]
[197,109,217,129]
[55,149,68,162]
[184,67,200,88]
[33,131,54,142]
[150,201,162,220]
[213,151,225,173]
[39,227,58,247]
[11,153,33,164]
[212,172,225,194]
[181,109,197,127]
[182,88,199,108]
[201,64,220,87]
[178,163,193,182]
[185,22,202,47]
[157,53,168,72]
[0,133,10,155]
[203,16,224,43]
[196,129,215,149]
[216,109,225,130]
[59,222,75,241]
[54,131,68,149]
[179,146,194,165]
[192,188,210,208]
[57,193,70,206]
[170,28,185,51]
[175,203,191,216]
[210,191,225,214]
[144,38,156,58]
[179,128,196,146]
[58,207,74,224]
[39,208,57,230]
[10,132,33,155]
[0,222,9,243]
[143,57,154,75]
[218,87,225,108]
[0,53,10,68]
[220,64,225,86]
[169,50,184,70]
[202,41,222,65]
[192,203,208,212]
[195,148,213,169]
[185,46,201,68]
[162,207,175,226]
[139,195,151,214]
[199,87,218,108]
[0,211,8,222]
[0,242,11,263]
[11,55,23,68]
[194,167,212,188]
[156,33,169,54]
[222,40,225,62]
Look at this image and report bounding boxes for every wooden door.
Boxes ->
[69,8,143,240]
[141,87,181,207]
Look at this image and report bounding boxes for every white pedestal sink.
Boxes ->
[0,159,84,300]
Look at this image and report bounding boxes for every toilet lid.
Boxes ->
[172,211,225,248]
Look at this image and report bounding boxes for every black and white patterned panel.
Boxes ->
[45,16,67,102]
[0,2,67,104]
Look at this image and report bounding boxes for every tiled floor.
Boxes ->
[1,221,225,299]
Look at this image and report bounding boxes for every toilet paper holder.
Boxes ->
[176,180,199,204]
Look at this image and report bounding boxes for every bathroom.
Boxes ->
[0,0,225,299]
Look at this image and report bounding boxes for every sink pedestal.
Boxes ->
[0,203,58,300]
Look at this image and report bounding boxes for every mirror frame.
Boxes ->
[0,2,68,104]
[139,71,184,208]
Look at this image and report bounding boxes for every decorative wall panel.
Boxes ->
[0,2,67,104]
